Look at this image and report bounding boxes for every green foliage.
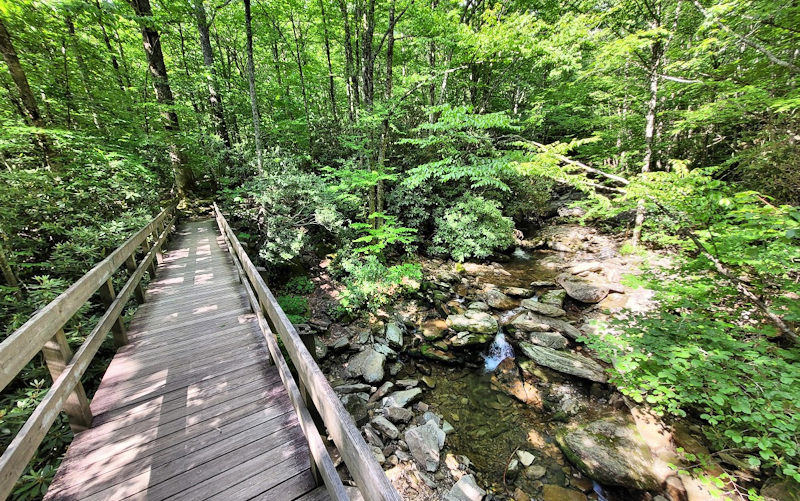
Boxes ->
[276,294,310,324]
[283,275,315,295]
[335,255,422,312]
[430,195,515,262]
[351,214,417,255]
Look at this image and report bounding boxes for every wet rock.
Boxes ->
[517,450,535,466]
[446,310,498,334]
[340,393,369,425]
[405,421,446,472]
[525,465,546,479]
[540,289,567,307]
[383,405,414,423]
[443,474,485,501]
[507,459,520,480]
[519,343,606,383]
[385,321,404,348]
[513,488,531,501]
[421,376,436,388]
[421,319,449,340]
[520,298,566,317]
[491,358,542,407]
[556,272,610,304]
[442,420,455,434]
[371,416,400,439]
[486,288,517,310]
[421,411,441,426]
[467,301,490,311]
[449,331,493,346]
[382,388,423,408]
[346,348,386,383]
[420,344,457,362]
[542,485,587,501]
[503,287,534,298]
[761,477,800,501]
[396,378,419,388]
[556,417,660,490]
[334,383,372,394]
[528,330,569,350]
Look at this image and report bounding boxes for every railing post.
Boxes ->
[98,278,128,346]
[41,329,93,433]
[125,255,146,303]
[151,226,163,265]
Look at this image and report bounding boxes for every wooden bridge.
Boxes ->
[0,205,401,501]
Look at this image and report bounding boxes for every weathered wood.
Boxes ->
[98,278,128,346]
[214,203,400,501]
[0,212,175,501]
[125,254,146,303]
[41,329,92,432]
[0,205,173,391]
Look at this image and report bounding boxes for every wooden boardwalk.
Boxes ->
[44,220,326,501]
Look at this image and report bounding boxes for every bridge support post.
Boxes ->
[151,225,163,265]
[42,329,93,433]
[125,255,147,303]
[98,278,128,346]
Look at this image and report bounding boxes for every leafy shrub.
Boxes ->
[283,275,315,295]
[336,255,422,312]
[276,294,310,324]
[430,195,515,262]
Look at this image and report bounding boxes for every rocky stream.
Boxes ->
[298,225,762,501]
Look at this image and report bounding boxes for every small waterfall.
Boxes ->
[483,332,514,372]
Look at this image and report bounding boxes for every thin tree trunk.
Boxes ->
[339,0,356,121]
[0,18,53,167]
[193,0,232,149]
[61,37,72,130]
[289,11,312,139]
[375,0,395,227]
[360,0,375,108]
[91,0,127,95]
[129,0,194,197]
[176,22,203,119]
[244,0,264,171]
[319,0,338,121]
[65,15,103,132]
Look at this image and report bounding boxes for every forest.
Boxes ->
[0,0,798,498]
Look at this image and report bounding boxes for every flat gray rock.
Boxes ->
[346,347,386,383]
[519,342,606,383]
[405,421,446,472]
[443,474,486,501]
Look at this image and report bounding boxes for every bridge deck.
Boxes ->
[45,220,325,501]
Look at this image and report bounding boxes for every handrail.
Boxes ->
[0,204,177,501]
[213,203,402,501]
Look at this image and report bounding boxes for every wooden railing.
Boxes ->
[0,204,177,500]
[213,203,402,501]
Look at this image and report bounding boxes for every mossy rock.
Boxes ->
[420,344,457,362]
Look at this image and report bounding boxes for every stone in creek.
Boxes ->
[340,393,369,425]
[467,301,490,311]
[334,383,372,394]
[555,417,660,491]
[540,289,567,307]
[395,378,419,388]
[449,331,493,347]
[530,280,556,287]
[421,376,436,389]
[517,450,535,466]
[446,310,498,334]
[528,330,569,350]
[569,261,603,274]
[520,298,566,317]
[525,312,582,340]
[385,321,404,348]
[518,342,607,383]
[509,312,552,332]
[420,344,457,362]
[405,420,446,472]
[503,287,534,298]
[345,347,386,383]
[485,288,517,310]
[383,405,414,423]
[382,387,423,408]
[542,485,587,501]
[421,319,449,340]
[525,465,546,479]
[556,272,610,304]
[371,416,400,439]
[490,358,542,407]
[443,474,486,501]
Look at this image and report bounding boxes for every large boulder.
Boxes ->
[405,420,446,472]
[556,417,660,491]
[540,289,567,307]
[491,358,542,407]
[443,474,486,501]
[556,272,609,304]
[524,312,582,340]
[345,347,386,383]
[485,288,517,310]
[449,331,493,347]
[527,330,569,350]
[509,312,551,332]
[446,310,498,334]
[520,298,565,317]
[518,343,606,383]
[421,319,449,340]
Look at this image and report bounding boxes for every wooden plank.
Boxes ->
[214,204,400,501]
[124,307,251,339]
[0,205,173,391]
[0,214,175,501]
[294,485,332,501]
[41,329,92,432]
[215,466,317,501]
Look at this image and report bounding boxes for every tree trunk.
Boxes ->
[129,0,194,198]
[91,0,128,96]
[339,0,356,121]
[244,0,264,172]
[375,0,395,227]
[360,0,375,108]
[289,11,312,140]
[319,0,338,121]
[0,17,53,167]
[193,0,232,150]
[65,15,103,132]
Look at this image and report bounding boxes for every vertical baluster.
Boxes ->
[41,329,93,433]
[125,254,146,303]
[98,278,128,346]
